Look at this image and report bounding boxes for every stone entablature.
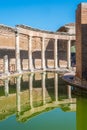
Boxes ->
[16,24,75,40]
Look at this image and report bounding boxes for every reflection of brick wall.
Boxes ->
[76,3,87,79]
[0,25,72,72]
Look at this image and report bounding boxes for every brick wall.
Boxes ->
[76,3,87,79]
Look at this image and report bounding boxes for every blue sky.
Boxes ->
[0,0,87,31]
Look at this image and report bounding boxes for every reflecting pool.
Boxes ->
[0,72,87,130]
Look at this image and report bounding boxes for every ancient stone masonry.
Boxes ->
[0,24,76,73]
[76,3,87,79]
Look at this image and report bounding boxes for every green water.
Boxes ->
[0,72,87,130]
[0,109,76,130]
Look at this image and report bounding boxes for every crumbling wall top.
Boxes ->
[16,24,74,36]
[0,24,15,32]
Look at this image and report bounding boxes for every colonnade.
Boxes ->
[15,32,72,73]
[15,73,72,113]
[27,35,60,71]
[3,72,72,113]
[3,31,72,74]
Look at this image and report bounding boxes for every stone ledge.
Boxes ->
[62,72,87,90]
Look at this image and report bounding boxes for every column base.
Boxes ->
[42,67,46,71]
[29,69,34,72]
[54,67,59,70]
[67,67,72,70]
[16,70,22,74]
[4,72,10,76]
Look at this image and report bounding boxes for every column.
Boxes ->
[54,73,58,101]
[15,31,21,73]
[67,39,71,69]
[42,72,46,105]
[29,73,33,108]
[16,76,21,115]
[4,55,9,75]
[28,35,33,71]
[54,39,58,69]
[41,37,45,70]
[4,78,9,96]
[67,85,71,99]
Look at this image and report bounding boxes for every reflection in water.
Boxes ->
[42,72,46,105]
[0,73,75,119]
[16,75,21,115]
[67,85,71,99]
[54,73,58,101]
[4,78,9,97]
[29,73,34,108]
[2,72,87,130]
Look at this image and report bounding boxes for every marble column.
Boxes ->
[67,39,71,69]
[29,73,33,108]
[16,76,21,115]
[42,72,46,105]
[54,39,58,69]
[28,35,33,71]
[41,37,45,70]
[67,85,71,99]
[4,55,9,75]
[15,32,21,73]
[4,78,9,96]
[54,73,58,101]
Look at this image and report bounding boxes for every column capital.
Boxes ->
[15,28,19,37]
[15,32,19,37]
[29,32,33,37]
[29,35,33,38]
[54,38,58,42]
[54,36,58,40]
[69,36,72,41]
[41,36,46,41]
[28,35,33,41]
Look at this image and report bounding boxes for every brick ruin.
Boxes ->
[0,23,75,73]
[76,3,87,80]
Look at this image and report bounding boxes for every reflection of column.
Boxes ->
[41,37,45,70]
[4,78,9,96]
[54,73,58,101]
[54,39,58,69]
[42,72,46,105]
[15,31,21,73]
[4,55,9,75]
[16,76,21,115]
[29,73,33,108]
[67,85,71,99]
[28,35,33,71]
[67,39,71,69]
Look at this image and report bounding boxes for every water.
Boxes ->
[0,72,87,130]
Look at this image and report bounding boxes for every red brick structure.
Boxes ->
[76,3,87,79]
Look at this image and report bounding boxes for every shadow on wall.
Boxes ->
[0,39,76,72]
